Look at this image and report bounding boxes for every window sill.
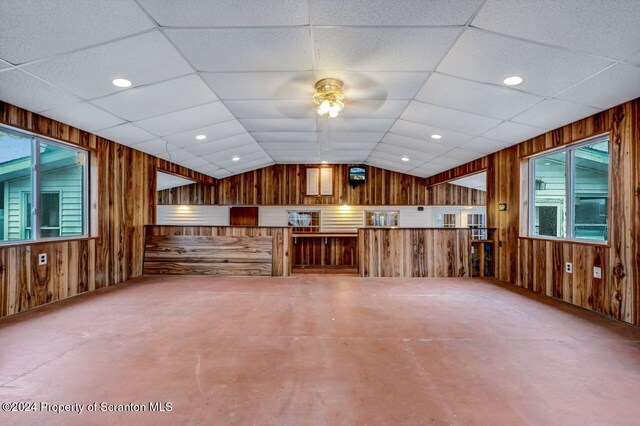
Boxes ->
[518,235,609,248]
[0,236,97,249]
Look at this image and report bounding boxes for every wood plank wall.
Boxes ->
[0,102,214,318]
[144,225,292,276]
[358,228,472,278]
[425,99,640,325]
[426,182,486,205]
[292,237,358,267]
[157,182,215,205]
[144,234,273,276]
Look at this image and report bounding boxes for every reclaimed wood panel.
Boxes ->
[157,182,215,205]
[144,226,292,276]
[0,101,212,318]
[144,235,273,276]
[358,228,472,278]
[426,182,486,205]
[292,236,358,267]
[425,99,640,326]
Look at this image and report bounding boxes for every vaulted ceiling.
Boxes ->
[1,0,639,178]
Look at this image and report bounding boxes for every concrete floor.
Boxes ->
[1,276,640,425]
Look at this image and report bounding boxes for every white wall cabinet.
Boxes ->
[306,167,333,196]
[306,168,319,195]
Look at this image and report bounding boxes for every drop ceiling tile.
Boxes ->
[458,137,510,155]
[382,133,453,156]
[216,152,273,169]
[424,156,465,169]
[95,123,155,146]
[225,100,316,119]
[41,102,124,132]
[314,71,429,100]
[92,74,217,121]
[340,100,410,118]
[134,101,234,136]
[225,160,276,174]
[212,170,233,178]
[201,72,314,100]
[0,0,154,64]
[401,101,501,135]
[240,119,317,132]
[365,156,414,173]
[316,118,395,132]
[166,28,312,72]
[472,0,640,59]
[410,164,450,178]
[555,64,640,109]
[131,139,176,157]
[627,51,640,66]
[511,99,600,131]
[389,120,472,147]
[156,147,199,163]
[260,142,318,151]
[314,27,462,71]
[138,0,308,26]
[270,157,321,164]
[318,132,384,143]
[312,0,484,26]
[252,132,318,143]
[165,120,247,148]
[439,148,484,163]
[24,31,193,100]
[319,142,378,150]
[0,60,11,71]
[481,121,547,144]
[373,143,437,163]
[0,69,80,112]
[203,143,268,163]
[416,73,544,120]
[319,149,372,158]
[180,157,210,169]
[437,29,614,97]
[187,133,256,156]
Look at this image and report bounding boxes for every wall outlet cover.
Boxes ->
[593,266,602,279]
[565,262,573,273]
[38,253,47,266]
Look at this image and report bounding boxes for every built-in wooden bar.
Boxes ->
[143,226,292,276]
[358,228,474,278]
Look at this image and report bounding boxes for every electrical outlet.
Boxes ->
[593,266,602,279]
[565,262,573,273]
[38,253,47,266]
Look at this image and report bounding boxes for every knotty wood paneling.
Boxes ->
[425,99,640,325]
[157,182,215,205]
[229,207,259,226]
[358,228,472,278]
[144,225,292,276]
[0,101,213,318]
[292,236,358,267]
[426,182,486,205]
[144,235,273,276]
[217,164,428,205]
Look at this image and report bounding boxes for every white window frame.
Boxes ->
[528,133,610,243]
[0,124,89,244]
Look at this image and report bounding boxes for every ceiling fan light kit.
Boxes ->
[313,78,345,118]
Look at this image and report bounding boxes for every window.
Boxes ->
[365,211,399,227]
[529,135,609,242]
[443,214,456,228]
[0,125,88,243]
[467,213,487,240]
[288,210,320,233]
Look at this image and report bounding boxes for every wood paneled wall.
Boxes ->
[358,228,472,278]
[292,236,358,267]
[425,99,640,325]
[157,182,215,205]
[144,234,274,276]
[0,102,213,318]
[217,164,428,205]
[426,182,486,205]
[144,225,292,276]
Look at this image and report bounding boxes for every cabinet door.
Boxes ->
[320,167,333,195]
[306,168,319,195]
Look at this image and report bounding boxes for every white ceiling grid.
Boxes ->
[0,0,639,179]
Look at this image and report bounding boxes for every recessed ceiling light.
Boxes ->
[195,134,207,140]
[503,76,524,86]
[401,156,410,162]
[112,78,132,88]
[321,161,328,164]
[232,156,240,162]
[431,134,442,140]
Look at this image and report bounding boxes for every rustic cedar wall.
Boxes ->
[426,182,486,206]
[0,102,213,318]
[426,99,640,325]
[158,164,485,206]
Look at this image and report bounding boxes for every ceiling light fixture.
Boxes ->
[503,76,524,86]
[321,161,328,164]
[112,78,132,88]
[431,134,442,140]
[195,134,207,140]
[313,78,345,118]
[232,156,240,162]
[401,156,410,162]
